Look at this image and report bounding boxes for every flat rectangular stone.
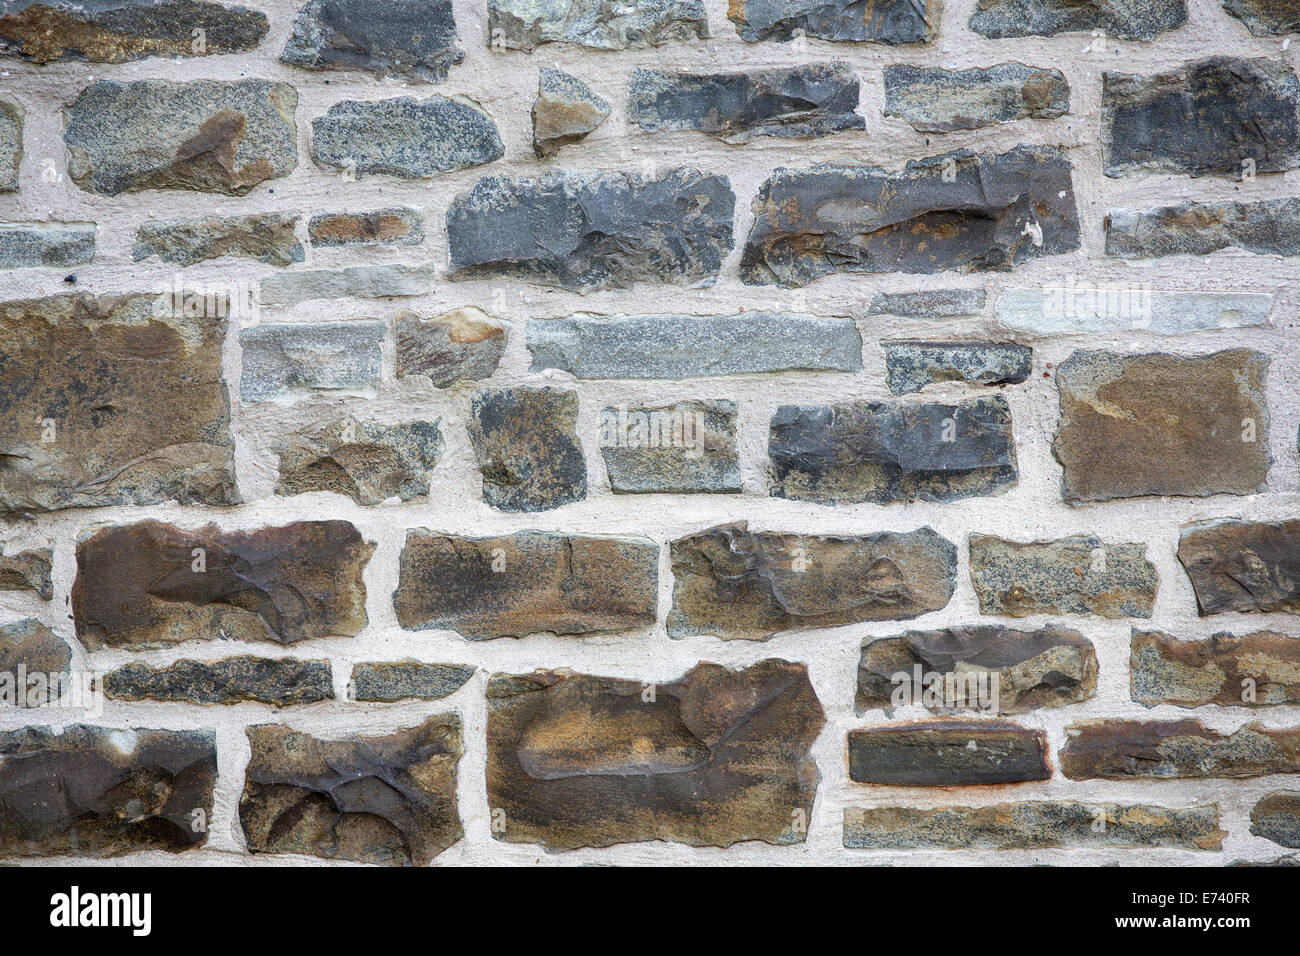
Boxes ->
[103,656,334,706]
[134,212,303,266]
[1178,520,1300,616]
[486,660,825,849]
[239,321,385,402]
[729,0,937,43]
[600,400,740,494]
[848,722,1050,785]
[259,264,433,306]
[969,0,1187,39]
[394,530,658,639]
[1062,719,1300,779]
[884,63,1069,132]
[883,340,1031,394]
[1106,198,1300,258]
[527,312,862,378]
[996,286,1274,334]
[0,222,95,269]
[281,0,462,82]
[1132,628,1300,707]
[869,288,986,318]
[488,0,707,51]
[308,207,424,247]
[350,661,475,702]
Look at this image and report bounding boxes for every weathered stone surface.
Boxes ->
[996,286,1274,335]
[883,341,1031,395]
[0,293,237,515]
[134,213,302,266]
[969,534,1158,619]
[103,656,334,707]
[1225,0,1299,35]
[351,661,474,701]
[629,63,862,143]
[0,96,19,191]
[668,522,956,640]
[308,207,423,247]
[447,168,734,292]
[0,620,71,707]
[532,67,609,158]
[239,321,385,401]
[849,722,1050,785]
[312,96,502,179]
[1103,58,1300,179]
[1062,719,1300,779]
[488,0,707,50]
[1178,520,1300,616]
[857,625,1097,715]
[884,63,1069,132]
[869,288,986,318]
[260,264,433,307]
[845,802,1224,850]
[486,659,824,849]
[769,397,1017,505]
[600,400,740,494]
[468,387,587,511]
[241,716,462,865]
[527,312,862,379]
[281,0,462,82]
[64,79,297,196]
[1251,791,1300,847]
[0,222,94,269]
[0,546,52,598]
[0,0,268,63]
[1106,198,1300,258]
[0,724,216,857]
[394,530,657,639]
[396,308,505,385]
[73,520,373,650]
[741,146,1079,286]
[729,0,936,43]
[969,0,1187,39]
[1053,349,1270,503]
[1133,629,1300,708]
[275,417,443,505]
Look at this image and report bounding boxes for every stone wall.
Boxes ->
[1,0,1299,865]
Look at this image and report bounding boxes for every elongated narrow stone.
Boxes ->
[884,63,1069,132]
[870,288,986,318]
[1062,719,1300,779]
[350,661,475,702]
[488,0,707,50]
[103,657,334,706]
[969,0,1187,38]
[849,722,1050,785]
[260,264,433,306]
[729,0,937,43]
[883,341,1031,394]
[134,213,303,266]
[281,0,463,82]
[0,222,95,269]
[1106,199,1300,259]
[996,287,1273,335]
[1178,520,1300,616]
[274,418,443,505]
[1132,629,1300,707]
[308,208,423,247]
[0,96,19,191]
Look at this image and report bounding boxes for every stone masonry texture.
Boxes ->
[0,0,1297,870]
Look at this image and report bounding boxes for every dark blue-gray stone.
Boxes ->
[729,0,936,43]
[1224,0,1300,35]
[1106,198,1300,257]
[351,661,475,701]
[0,223,95,269]
[281,0,463,82]
[883,340,1032,394]
[970,0,1187,39]
[102,657,335,706]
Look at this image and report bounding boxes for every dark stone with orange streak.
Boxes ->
[1061,719,1300,779]
[1178,519,1300,616]
[486,659,825,849]
[1132,629,1300,707]
[395,308,505,386]
[668,522,956,640]
[1107,198,1300,258]
[308,207,424,247]
[394,530,657,639]
[72,520,374,650]
[241,716,462,865]
[849,721,1050,785]
[468,386,586,511]
[0,546,52,598]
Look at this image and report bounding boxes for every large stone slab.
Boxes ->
[532,68,609,158]
[447,168,734,293]
[394,530,658,639]
[884,63,1069,132]
[64,79,297,196]
[0,222,95,269]
[883,340,1031,394]
[260,264,433,306]
[729,0,937,43]
[1106,198,1300,258]
[133,213,303,266]
[103,657,334,707]
[768,396,1017,505]
[1224,0,1300,35]
[1103,58,1300,179]
[281,0,463,82]
[996,286,1274,334]
[467,387,587,511]
[1178,520,1300,616]
[274,417,443,505]
[1061,719,1300,779]
[239,321,385,402]
[486,660,825,849]
[73,520,373,649]
[599,400,740,494]
[487,0,707,50]
[869,288,986,318]
[668,522,956,639]
[1053,349,1270,502]
[241,716,462,865]
[849,722,1050,785]
[1132,629,1300,708]
[396,308,505,386]
[0,293,237,515]
[741,146,1079,286]
[969,0,1187,38]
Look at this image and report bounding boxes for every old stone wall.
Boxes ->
[1,0,1299,865]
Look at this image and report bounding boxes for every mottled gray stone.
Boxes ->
[996,287,1274,335]
[308,207,423,246]
[1132,629,1300,708]
[0,222,94,270]
[527,312,861,379]
[1061,719,1300,780]
[351,661,475,701]
[629,63,862,143]
[869,288,986,318]
[883,341,1031,394]
[769,396,1017,505]
[1224,0,1299,36]
[1106,198,1300,258]
[64,79,297,196]
[134,213,302,267]
[729,0,937,43]
[1103,58,1300,179]
[0,546,52,599]
[969,534,1158,619]
[281,0,463,82]
[532,68,610,158]
[275,417,443,505]
[0,0,268,62]
[312,96,502,179]
[103,656,334,707]
[447,167,734,292]
[970,0,1187,39]
[742,146,1079,287]
[396,308,506,386]
[488,0,707,50]
[1251,791,1300,847]
[849,722,1050,785]
[468,387,586,511]
[239,322,385,402]
[0,97,20,192]
[884,63,1069,132]
[0,620,71,707]
[260,264,434,306]
[1178,519,1300,616]
[600,400,740,494]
